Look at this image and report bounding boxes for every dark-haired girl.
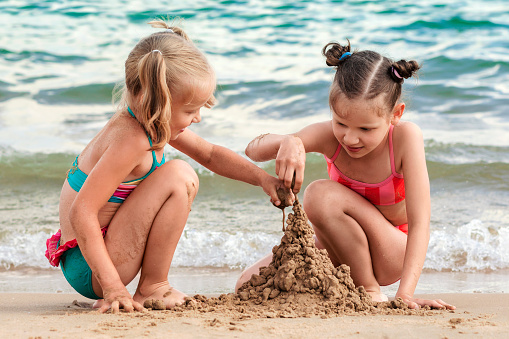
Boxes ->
[236,40,455,310]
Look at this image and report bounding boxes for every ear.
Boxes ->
[390,102,405,125]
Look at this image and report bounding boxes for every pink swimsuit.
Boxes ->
[325,125,407,233]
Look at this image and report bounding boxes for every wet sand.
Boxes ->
[0,292,508,338]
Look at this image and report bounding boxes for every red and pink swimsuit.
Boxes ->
[324,125,408,234]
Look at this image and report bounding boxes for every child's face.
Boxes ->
[331,97,393,158]
[170,77,216,140]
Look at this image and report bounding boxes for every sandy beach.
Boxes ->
[0,293,507,338]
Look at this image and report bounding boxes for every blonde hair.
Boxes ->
[116,19,216,149]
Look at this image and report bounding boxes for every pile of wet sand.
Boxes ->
[153,198,437,319]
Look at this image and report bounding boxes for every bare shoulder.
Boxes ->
[294,121,337,156]
[84,113,149,166]
[392,121,424,146]
[392,121,426,173]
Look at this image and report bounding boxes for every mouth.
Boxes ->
[345,145,363,153]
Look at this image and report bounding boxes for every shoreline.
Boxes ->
[0,293,508,338]
[2,267,508,295]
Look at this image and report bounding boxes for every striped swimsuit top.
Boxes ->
[66,107,165,203]
[324,125,405,206]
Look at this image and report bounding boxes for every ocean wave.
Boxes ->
[2,222,508,273]
[33,82,116,105]
[426,219,509,272]
[0,48,91,64]
[425,141,509,164]
[393,16,508,32]
[0,148,74,184]
[427,161,509,189]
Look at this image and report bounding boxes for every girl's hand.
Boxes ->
[260,174,294,208]
[98,285,146,314]
[396,293,456,310]
[275,135,306,193]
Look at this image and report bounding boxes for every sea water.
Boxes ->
[1,0,508,295]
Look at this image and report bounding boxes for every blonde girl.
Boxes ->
[45,20,283,313]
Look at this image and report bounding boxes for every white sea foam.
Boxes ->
[2,221,508,273]
[426,219,509,272]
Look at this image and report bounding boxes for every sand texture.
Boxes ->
[4,200,507,338]
[0,292,508,338]
[171,198,421,319]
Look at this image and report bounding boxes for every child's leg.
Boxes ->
[235,253,272,292]
[91,159,198,309]
[303,179,407,301]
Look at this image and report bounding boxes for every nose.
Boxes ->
[193,111,201,123]
[343,129,359,145]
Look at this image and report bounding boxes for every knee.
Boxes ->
[235,270,251,293]
[303,180,333,224]
[159,160,199,201]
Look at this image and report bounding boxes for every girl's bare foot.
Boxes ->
[92,299,104,309]
[367,290,388,302]
[133,281,187,309]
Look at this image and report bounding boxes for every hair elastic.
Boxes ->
[152,49,163,55]
[166,28,174,33]
[392,67,403,79]
[339,52,352,61]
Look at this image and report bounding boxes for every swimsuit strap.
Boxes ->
[127,106,165,167]
[388,125,400,177]
[328,143,342,163]
[127,106,154,146]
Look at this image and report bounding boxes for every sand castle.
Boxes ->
[163,197,419,318]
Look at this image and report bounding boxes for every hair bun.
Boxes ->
[148,19,191,41]
[390,59,420,82]
[322,40,352,67]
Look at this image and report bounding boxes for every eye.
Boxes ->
[360,127,372,131]
[337,122,346,127]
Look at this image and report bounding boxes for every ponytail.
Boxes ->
[122,19,216,150]
[137,50,172,150]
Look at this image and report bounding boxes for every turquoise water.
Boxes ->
[1,0,508,294]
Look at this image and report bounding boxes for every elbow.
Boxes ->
[68,199,95,234]
[245,133,271,161]
[245,143,254,160]
[68,202,83,233]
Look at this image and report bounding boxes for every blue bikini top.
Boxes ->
[66,107,166,203]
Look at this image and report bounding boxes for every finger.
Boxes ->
[418,298,438,309]
[270,189,281,206]
[275,159,281,177]
[111,300,120,314]
[289,190,296,205]
[122,301,134,313]
[132,301,147,312]
[277,164,287,183]
[293,168,304,193]
[98,303,110,314]
[434,299,455,310]
[283,168,294,189]
[404,299,419,310]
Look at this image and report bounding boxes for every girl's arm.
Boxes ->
[395,122,454,310]
[244,121,336,192]
[170,130,283,205]
[69,136,147,313]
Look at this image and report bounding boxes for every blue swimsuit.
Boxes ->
[46,107,165,299]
